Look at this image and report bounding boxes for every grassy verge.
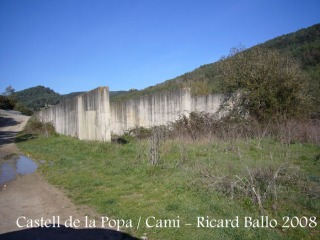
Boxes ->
[16,132,319,239]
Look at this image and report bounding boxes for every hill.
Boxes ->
[263,23,320,98]
[13,85,61,111]
[13,86,128,111]
[111,23,320,102]
[62,91,85,100]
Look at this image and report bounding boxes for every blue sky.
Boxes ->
[1,0,319,94]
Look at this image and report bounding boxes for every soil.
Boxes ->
[0,111,137,239]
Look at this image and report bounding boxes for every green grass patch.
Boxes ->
[17,134,320,239]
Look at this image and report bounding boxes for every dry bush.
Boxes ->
[122,111,319,147]
[170,112,213,140]
[169,112,320,146]
[25,117,56,137]
[200,161,304,212]
[170,112,256,141]
[149,126,168,165]
[272,119,320,145]
[128,126,152,140]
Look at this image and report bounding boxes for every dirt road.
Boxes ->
[0,111,137,239]
[0,110,30,156]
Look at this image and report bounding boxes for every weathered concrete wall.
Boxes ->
[36,86,224,140]
[110,88,192,135]
[36,87,110,141]
[191,93,224,114]
[110,89,224,135]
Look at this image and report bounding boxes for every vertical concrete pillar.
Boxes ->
[36,86,111,141]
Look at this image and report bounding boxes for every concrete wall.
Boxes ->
[110,88,192,135]
[36,87,110,141]
[191,93,224,114]
[36,86,224,140]
[110,89,224,135]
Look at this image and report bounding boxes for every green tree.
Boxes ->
[0,95,16,110]
[218,46,312,121]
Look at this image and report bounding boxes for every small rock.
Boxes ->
[141,233,148,240]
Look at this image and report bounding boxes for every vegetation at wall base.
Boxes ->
[16,117,320,240]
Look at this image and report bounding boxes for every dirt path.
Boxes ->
[0,111,30,156]
[0,111,136,239]
[0,111,90,232]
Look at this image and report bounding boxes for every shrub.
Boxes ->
[169,112,320,145]
[128,126,152,139]
[0,95,16,110]
[218,46,312,121]
[24,116,56,136]
[13,102,34,116]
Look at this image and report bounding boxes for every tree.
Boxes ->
[0,95,16,110]
[218,46,312,121]
[3,85,15,96]
[0,85,16,110]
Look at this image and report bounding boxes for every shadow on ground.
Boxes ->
[0,116,19,128]
[15,133,38,143]
[0,116,20,147]
[0,225,139,240]
[0,131,17,147]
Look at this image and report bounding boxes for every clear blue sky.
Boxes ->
[1,0,319,94]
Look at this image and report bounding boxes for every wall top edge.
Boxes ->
[36,86,109,113]
[110,87,192,104]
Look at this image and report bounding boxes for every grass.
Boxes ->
[16,133,320,239]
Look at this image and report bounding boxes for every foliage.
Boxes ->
[0,95,16,110]
[111,80,181,102]
[114,112,320,147]
[61,91,84,100]
[263,23,320,68]
[13,85,61,111]
[169,112,320,146]
[13,102,34,116]
[0,94,33,115]
[186,77,211,95]
[218,46,311,121]
[263,23,320,117]
[23,116,56,136]
[109,91,129,101]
